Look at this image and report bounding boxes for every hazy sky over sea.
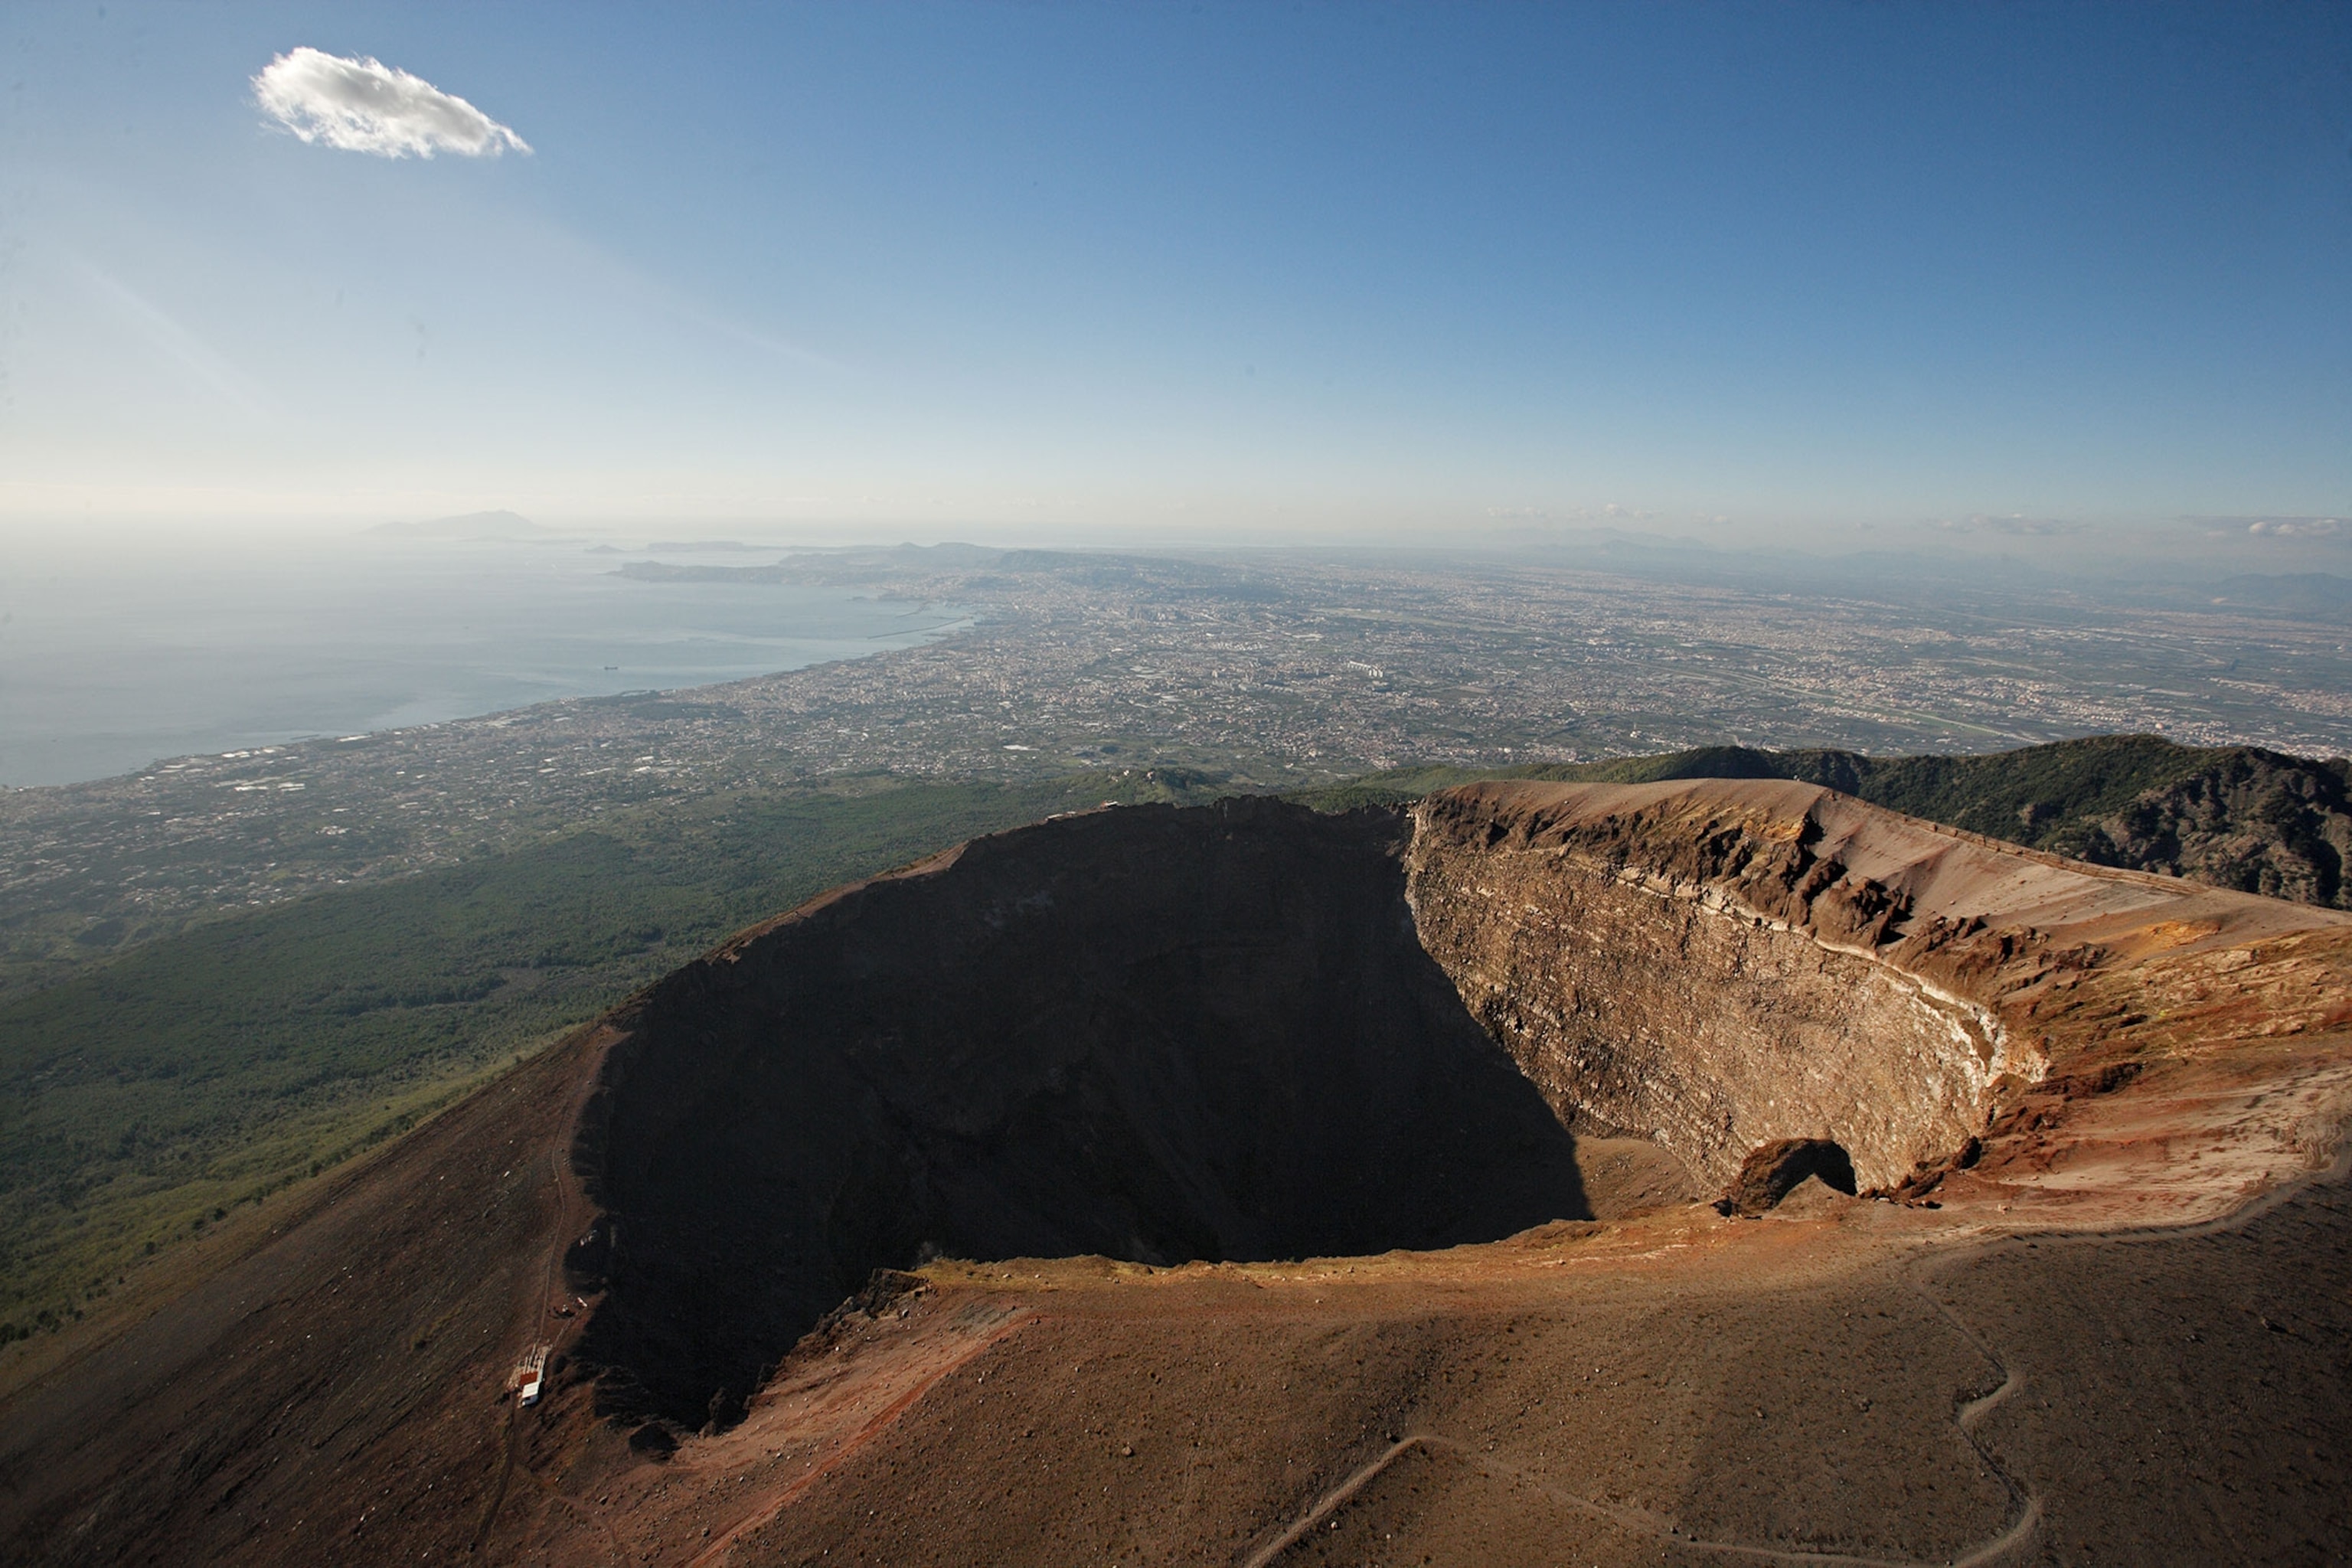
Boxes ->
[2,3,2346,554]
[0,534,967,786]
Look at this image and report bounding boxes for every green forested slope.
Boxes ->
[0,774,1203,1336]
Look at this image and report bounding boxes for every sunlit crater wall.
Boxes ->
[1407,784,2029,1191]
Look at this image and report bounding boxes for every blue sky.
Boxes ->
[2,2,2347,548]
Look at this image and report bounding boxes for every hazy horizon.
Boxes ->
[3,4,2344,552]
[5,506,2350,586]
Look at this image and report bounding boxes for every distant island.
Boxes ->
[365,509,551,541]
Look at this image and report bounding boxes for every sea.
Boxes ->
[0,532,967,789]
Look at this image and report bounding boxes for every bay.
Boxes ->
[0,534,962,788]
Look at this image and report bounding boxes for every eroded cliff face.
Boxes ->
[1406,784,2034,1188]
[567,779,2352,1437]
[1404,779,2352,1202]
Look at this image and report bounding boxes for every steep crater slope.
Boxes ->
[570,783,2352,1436]
[568,799,1592,1429]
[1409,779,2352,1197]
[1410,782,2034,1190]
[11,780,2352,1567]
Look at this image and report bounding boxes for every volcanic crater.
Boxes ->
[564,779,2314,1442]
[567,796,1600,1431]
[11,778,2352,1566]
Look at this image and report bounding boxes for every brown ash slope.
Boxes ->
[3,782,2351,1566]
[0,1025,603,1566]
[568,799,1591,1431]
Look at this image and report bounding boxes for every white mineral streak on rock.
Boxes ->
[1405,789,2058,1188]
[1405,776,2352,1217]
[1615,861,2036,1087]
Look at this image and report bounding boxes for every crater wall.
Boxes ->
[1406,785,2025,1188]
[567,798,1591,1430]
[1403,777,2352,1196]
[567,779,2350,1433]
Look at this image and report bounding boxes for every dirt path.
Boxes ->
[471,1024,621,1555]
[1254,1426,2040,1568]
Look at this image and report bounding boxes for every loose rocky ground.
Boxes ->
[4,781,2349,1566]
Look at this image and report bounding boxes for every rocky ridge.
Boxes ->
[6,778,2352,1566]
[558,781,2352,1442]
[1409,779,2352,1220]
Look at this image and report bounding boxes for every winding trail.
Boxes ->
[469,1027,617,1557]
[1901,1264,2041,1568]
[1250,1125,2352,1568]
[1245,1420,2037,1568]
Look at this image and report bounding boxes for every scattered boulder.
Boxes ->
[1715,1138,1858,1217]
[626,1422,678,1461]
[1768,1174,1859,1220]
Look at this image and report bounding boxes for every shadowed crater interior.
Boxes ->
[569,798,1592,1429]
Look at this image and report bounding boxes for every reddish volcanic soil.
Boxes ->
[4,782,2350,1566]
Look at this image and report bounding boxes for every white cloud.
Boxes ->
[2179,514,2349,542]
[2244,516,2346,540]
[253,47,530,158]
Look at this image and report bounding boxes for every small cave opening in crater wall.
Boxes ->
[565,794,1963,1432]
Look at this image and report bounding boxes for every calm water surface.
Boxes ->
[0,537,965,787]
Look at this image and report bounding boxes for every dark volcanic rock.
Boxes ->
[2072,749,2352,907]
[1714,1138,1860,1217]
[1549,736,2352,910]
[571,798,1591,1429]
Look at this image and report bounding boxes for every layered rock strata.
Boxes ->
[569,780,2352,1434]
[1406,779,2352,1197]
